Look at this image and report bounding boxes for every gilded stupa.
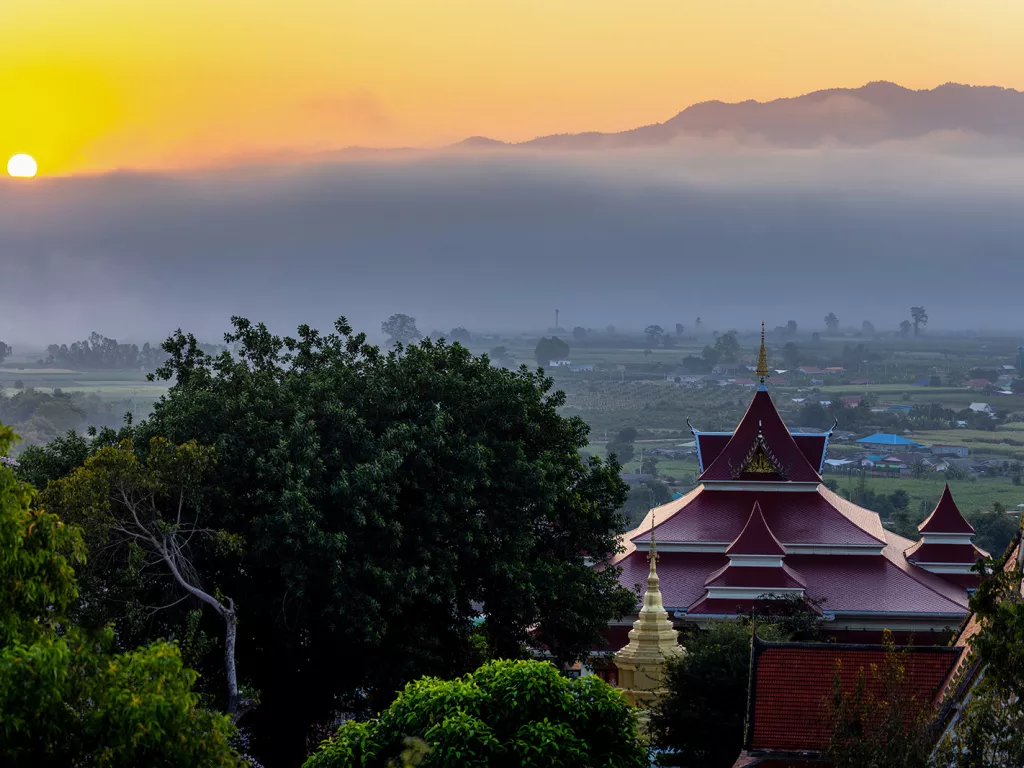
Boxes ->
[614,519,684,708]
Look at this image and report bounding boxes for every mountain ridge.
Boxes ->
[456,82,1024,149]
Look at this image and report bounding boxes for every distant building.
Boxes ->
[969,402,995,416]
[966,378,992,390]
[929,444,970,458]
[797,366,826,375]
[570,363,594,372]
[850,378,873,385]
[888,404,914,413]
[856,432,924,450]
[731,378,757,387]
[547,359,571,367]
[839,396,862,408]
[712,362,742,375]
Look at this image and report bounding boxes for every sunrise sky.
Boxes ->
[3,0,1023,175]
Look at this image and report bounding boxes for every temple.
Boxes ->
[603,325,983,651]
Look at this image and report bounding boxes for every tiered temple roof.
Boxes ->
[609,327,978,641]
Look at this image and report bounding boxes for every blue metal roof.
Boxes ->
[856,433,922,446]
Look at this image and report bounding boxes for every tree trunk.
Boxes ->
[224,601,240,716]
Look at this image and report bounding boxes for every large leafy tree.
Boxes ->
[533,336,570,365]
[381,314,421,345]
[910,306,928,337]
[123,317,632,765]
[43,438,250,717]
[303,659,647,768]
[0,424,241,767]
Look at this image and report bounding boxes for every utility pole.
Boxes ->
[555,309,559,330]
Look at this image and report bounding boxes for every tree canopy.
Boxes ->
[303,659,647,768]
[381,314,421,345]
[45,317,631,765]
[533,336,570,365]
[0,424,242,768]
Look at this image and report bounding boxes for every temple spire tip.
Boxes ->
[756,321,769,384]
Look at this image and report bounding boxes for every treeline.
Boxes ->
[13,316,635,767]
[43,332,227,371]
[0,388,125,448]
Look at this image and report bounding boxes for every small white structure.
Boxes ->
[548,359,571,367]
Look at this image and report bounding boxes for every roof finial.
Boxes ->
[649,510,659,577]
[756,321,769,385]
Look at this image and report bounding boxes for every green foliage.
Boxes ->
[0,340,10,364]
[964,508,1017,557]
[122,317,632,763]
[0,423,242,767]
[712,331,741,363]
[45,332,168,371]
[968,555,1024,700]
[0,389,124,449]
[824,632,933,768]
[533,336,570,365]
[933,678,1024,767]
[303,659,647,768]
[650,621,792,768]
[381,314,421,345]
[825,312,840,334]
[607,426,638,465]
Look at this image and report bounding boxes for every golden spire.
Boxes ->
[756,321,769,383]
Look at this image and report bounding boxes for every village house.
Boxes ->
[855,432,924,451]
[929,444,970,458]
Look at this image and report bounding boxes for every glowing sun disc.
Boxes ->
[7,154,38,178]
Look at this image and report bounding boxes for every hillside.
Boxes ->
[459,82,1024,149]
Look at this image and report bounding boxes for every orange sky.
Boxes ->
[2,0,1023,175]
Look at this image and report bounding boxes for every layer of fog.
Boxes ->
[2,136,1024,348]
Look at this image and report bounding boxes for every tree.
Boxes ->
[605,325,616,336]
[640,453,659,476]
[381,314,421,345]
[607,427,638,465]
[933,679,1024,767]
[126,318,633,764]
[910,306,928,337]
[824,313,839,335]
[965,507,1017,558]
[695,317,702,333]
[0,424,242,767]
[713,331,741,363]
[782,342,801,370]
[811,331,821,344]
[44,438,250,717]
[533,336,570,366]
[651,620,799,767]
[303,659,647,768]
[675,323,685,337]
[701,345,721,365]
[824,632,933,768]
[644,325,665,345]
[786,320,797,337]
[0,341,10,364]
[861,320,875,336]
[448,327,472,344]
[572,326,587,342]
[900,320,912,337]
[487,346,515,368]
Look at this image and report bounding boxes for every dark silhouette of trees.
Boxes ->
[910,306,928,336]
[381,313,421,344]
[534,336,570,365]
[824,313,839,335]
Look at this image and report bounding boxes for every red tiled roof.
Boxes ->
[748,641,960,753]
[632,487,886,548]
[687,595,820,617]
[904,541,986,564]
[695,433,733,470]
[728,502,787,556]
[613,547,968,615]
[705,563,806,590]
[793,434,828,473]
[918,485,974,535]
[700,390,822,483]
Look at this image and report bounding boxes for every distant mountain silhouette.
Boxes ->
[459,82,1024,149]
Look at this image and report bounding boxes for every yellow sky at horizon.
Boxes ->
[2,0,1023,174]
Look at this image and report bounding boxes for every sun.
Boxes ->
[7,154,38,178]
